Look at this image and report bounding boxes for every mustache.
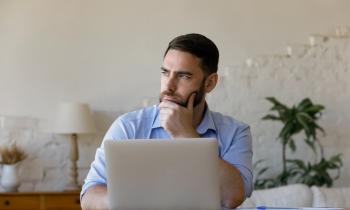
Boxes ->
[159,91,187,107]
[160,90,174,96]
[159,90,199,108]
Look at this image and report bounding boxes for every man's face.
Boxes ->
[159,49,207,108]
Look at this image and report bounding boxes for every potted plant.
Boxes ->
[0,144,27,192]
[254,97,342,189]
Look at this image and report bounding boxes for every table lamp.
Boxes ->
[54,102,96,191]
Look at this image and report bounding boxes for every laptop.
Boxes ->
[104,138,221,210]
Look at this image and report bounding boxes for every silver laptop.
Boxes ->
[104,138,221,210]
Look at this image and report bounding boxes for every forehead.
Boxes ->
[163,49,203,74]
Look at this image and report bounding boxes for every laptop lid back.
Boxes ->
[104,138,220,210]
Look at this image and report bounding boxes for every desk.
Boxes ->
[0,191,80,210]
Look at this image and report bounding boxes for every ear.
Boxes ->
[204,73,218,93]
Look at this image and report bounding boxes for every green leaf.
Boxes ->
[304,138,316,154]
[297,98,312,111]
[262,114,281,121]
[287,159,306,170]
[288,140,296,152]
[257,167,269,176]
[266,97,289,110]
[314,123,326,134]
[298,112,315,122]
[261,97,342,188]
[296,114,311,135]
[304,105,325,114]
[279,122,294,140]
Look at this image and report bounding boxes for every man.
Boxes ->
[81,33,253,209]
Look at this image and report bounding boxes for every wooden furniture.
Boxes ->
[0,191,80,210]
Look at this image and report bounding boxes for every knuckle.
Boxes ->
[169,109,175,116]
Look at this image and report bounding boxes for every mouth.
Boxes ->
[160,94,185,105]
[160,91,187,107]
[163,97,183,105]
[163,96,178,101]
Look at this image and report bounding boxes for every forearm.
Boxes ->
[81,184,108,210]
[219,159,245,209]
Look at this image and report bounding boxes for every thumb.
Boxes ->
[187,92,196,110]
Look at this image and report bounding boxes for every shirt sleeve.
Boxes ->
[221,124,253,198]
[80,117,129,200]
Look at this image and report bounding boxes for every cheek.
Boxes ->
[178,86,195,98]
[160,78,166,90]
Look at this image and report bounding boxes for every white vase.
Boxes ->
[1,164,20,192]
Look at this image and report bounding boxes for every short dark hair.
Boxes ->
[164,33,219,75]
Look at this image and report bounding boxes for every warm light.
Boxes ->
[54,102,96,134]
[53,102,96,191]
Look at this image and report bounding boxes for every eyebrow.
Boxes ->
[160,67,193,76]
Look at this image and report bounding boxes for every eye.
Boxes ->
[161,69,169,76]
[179,74,191,79]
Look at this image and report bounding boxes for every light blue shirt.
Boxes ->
[81,104,253,199]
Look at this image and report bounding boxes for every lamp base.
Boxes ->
[65,133,80,191]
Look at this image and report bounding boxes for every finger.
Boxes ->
[159,106,174,119]
[159,100,179,109]
[159,109,170,127]
[187,92,196,110]
[159,108,171,116]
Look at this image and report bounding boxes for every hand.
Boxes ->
[159,93,199,138]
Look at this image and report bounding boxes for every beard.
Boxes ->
[159,78,206,108]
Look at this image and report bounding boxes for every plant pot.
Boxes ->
[1,164,20,192]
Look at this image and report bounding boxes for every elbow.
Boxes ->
[222,192,245,209]
[80,194,89,210]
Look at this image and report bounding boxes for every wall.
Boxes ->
[209,34,350,186]
[1,0,350,119]
[0,114,107,191]
[0,0,349,191]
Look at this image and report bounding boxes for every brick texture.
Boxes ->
[208,30,350,187]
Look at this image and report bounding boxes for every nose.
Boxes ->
[165,74,177,92]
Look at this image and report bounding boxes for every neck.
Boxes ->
[192,100,206,128]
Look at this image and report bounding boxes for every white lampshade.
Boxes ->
[54,102,96,134]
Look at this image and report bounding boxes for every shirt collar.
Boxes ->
[152,106,161,129]
[152,104,217,135]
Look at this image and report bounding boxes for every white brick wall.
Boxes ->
[0,115,106,192]
[208,29,350,187]
[0,29,349,191]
